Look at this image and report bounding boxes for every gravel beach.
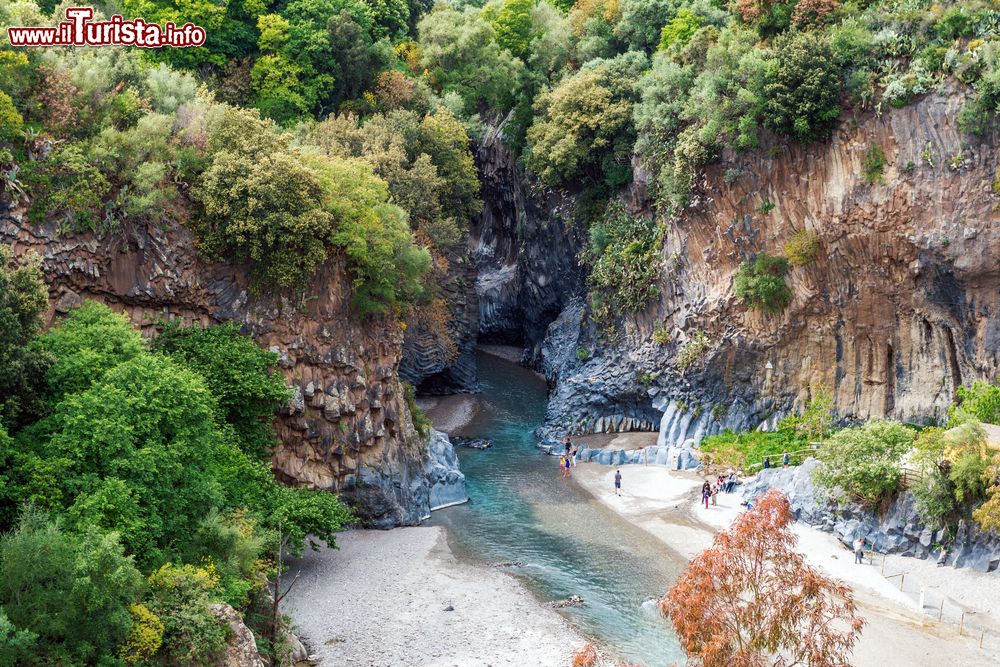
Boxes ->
[283,526,587,666]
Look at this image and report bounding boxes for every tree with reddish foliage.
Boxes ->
[661,490,865,667]
[791,0,840,29]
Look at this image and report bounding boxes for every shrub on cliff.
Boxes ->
[195,107,430,311]
[526,53,645,188]
[813,419,915,506]
[733,253,792,313]
[783,229,819,267]
[584,203,663,317]
[761,32,842,143]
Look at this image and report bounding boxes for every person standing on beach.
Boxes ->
[854,537,866,564]
[559,455,568,478]
[564,454,572,477]
[701,481,711,509]
[614,469,622,496]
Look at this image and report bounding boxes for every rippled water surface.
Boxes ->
[429,351,686,666]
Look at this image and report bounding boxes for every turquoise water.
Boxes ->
[429,351,686,666]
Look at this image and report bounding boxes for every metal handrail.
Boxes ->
[748,446,818,471]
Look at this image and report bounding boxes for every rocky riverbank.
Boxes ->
[282,527,587,666]
[571,462,1000,665]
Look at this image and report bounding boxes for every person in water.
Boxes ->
[614,469,622,496]
[559,455,568,477]
[564,453,572,477]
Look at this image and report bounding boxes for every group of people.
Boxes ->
[701,472,739,509]
[559,437,578,478]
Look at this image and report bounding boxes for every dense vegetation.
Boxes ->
[4,0,995,326]
[0,250,353,664]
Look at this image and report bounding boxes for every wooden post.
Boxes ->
[980,630,985,649]
[938,600,944,622]
[899,573,905,591]
[959,611,965,636]
[881,555,886,575]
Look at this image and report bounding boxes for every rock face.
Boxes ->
[743,460,1000,573]
[1,213,428,528]
[211,603,265,667]
[424,429,468,511]
[471,129,585,364]
[537,89,1000,444]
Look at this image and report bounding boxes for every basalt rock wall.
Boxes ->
[1,212,429,528]
[541,89,1000,445]
[471,129,586,368]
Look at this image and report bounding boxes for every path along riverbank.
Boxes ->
[571,463,1000,665]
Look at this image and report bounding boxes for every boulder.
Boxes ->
[210,603,264,667]
[425,430,469,510]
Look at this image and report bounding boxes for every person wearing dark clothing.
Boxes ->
[614,470,622,496]
[701,481,712,509]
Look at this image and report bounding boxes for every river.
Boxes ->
[428,350,687,666]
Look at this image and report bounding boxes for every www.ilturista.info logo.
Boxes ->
[7,7,206,48]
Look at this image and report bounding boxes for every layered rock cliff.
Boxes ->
[1,212,429,528]
[538,89,1000,446]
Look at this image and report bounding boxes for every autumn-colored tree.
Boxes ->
[661,490,865,667]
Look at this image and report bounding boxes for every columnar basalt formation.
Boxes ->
[539,90,1000,445]
[1,213,429,528]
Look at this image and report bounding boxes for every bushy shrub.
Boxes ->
[0,510,143,664]
[762,32,842,143]
[584,204,663,315]
[951,379,1000,424]
[699,429,804,470]
[153,322,291,460]
[783,229,819,267]
[402,381,431,438]
[733,253,792,313]
[677,330,710,372]
[813,419,915,505]
[145,563,228,666]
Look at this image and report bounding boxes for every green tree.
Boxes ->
[0,246,50,431]
[418,5,524,114]
[814,419,915,505]
[153,322,291,459]
[762,31,842,142]
[485,0,536,61]
[32,353,229,563]
[658,9,702,52]
[526,64,634,186]
[0,510,143,664]
[32,301,145,403]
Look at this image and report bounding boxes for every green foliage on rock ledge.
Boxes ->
[584,203,664,318]
[733,253,792,313]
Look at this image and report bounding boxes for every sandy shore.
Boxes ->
[417,394,480,434]
[572,463,1000,664]
[283,526,586,666]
